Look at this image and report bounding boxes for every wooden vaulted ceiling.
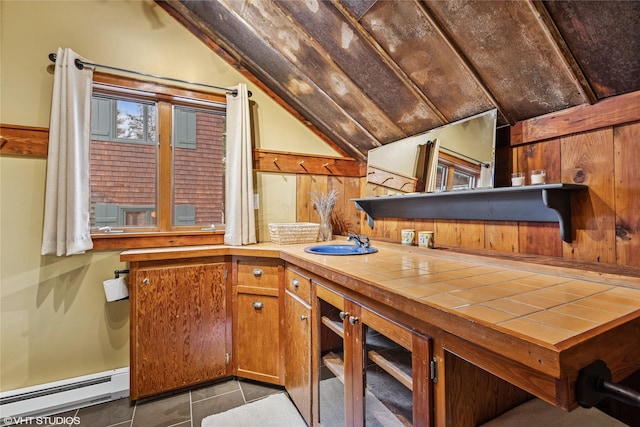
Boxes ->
[157,0,640,161]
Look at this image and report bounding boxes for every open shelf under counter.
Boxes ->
[321,316,414,392]
[353,183,587,242]
[321,316,345,338]
[322,351,345,383]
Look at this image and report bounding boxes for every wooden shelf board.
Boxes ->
[323,351,345,383]
[368,349,413,391]
[353,184,587,242]
[322,316,345,338]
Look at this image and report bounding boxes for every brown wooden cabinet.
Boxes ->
[284,267,313,425]
[232,257,284,385]
[129,257,230,400]
[313,282,434,427]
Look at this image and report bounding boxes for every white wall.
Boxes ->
[0,0,338,391]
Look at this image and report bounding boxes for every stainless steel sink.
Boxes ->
[304,244,378,256]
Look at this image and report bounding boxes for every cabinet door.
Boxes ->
[359,305,433,427]
[235,293,281,383]
[132,262,228,399]
[285,290,312,425]
[315,284,348,427]
[315,283,433,427]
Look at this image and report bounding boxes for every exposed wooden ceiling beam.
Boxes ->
[417,0,516,125]
[330,0,448,125]
[156,0,365,161]
[528,0,598,105]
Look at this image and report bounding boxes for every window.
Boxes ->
[92,97,157,144]
[451,170,475,190]
[89,73,226,244]
[435,164,448,192]
[435,151,481,192]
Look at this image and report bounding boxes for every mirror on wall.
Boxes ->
[367,109,497,193]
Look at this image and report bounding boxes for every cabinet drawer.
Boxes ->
[237,260,281,290]
[285,268,311,304]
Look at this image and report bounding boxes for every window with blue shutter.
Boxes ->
[91,97,112,141]
[95,203,118,227]
[89,76,226,237]
[174,107,197,149]
[174,204,196,225]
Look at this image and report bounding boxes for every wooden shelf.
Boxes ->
[322,351,345,383]
[366,329,413,392]
[322,316,413,391]
[322,316,345,338]
[368,350,413,391]
[353,183,587,242]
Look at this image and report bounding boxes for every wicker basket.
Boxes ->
[268,222,320,244]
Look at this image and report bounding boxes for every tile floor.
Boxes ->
[35,378,285,427]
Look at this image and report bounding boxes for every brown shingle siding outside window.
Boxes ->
[174,111,225,225]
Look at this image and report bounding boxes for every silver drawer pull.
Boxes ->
[349,316,359,325]
[253,301,264,309]
[142,278,149,284]
[252,268,263,277]
[339,311,349,321]
[300,315,308,321]
[292,278,300,288]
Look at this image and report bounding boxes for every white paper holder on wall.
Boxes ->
[103,270,129,302]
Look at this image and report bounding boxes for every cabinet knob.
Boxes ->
[142,278,149,284]
[252,301,264,309]
[339,311,349,321]
[292,278,300,288]
[300,315,308,321]
[252,268,263,277]
[349,316,359,325]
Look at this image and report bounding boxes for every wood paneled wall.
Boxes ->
[355,92,640,270]
[295,174,362,236]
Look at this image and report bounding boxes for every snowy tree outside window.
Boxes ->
[116,100,156,142]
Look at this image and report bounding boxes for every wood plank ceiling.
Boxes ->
[157,0,640,161]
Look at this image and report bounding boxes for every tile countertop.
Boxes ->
[278,240,640,410]
[122,239,640,407]
[280,241,640,347]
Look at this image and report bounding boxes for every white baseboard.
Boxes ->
[0,368,129,421]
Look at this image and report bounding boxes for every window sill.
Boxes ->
[91,230,225,251]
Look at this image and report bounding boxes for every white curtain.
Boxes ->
[224,84,256,246]
[41,47,94,256]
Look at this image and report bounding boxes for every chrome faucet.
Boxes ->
[348,233,370,249]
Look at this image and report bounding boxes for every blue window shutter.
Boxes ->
[91,97,112,140]
[174,108,197,149]
[95,203,118,227]
[175,204,196,225]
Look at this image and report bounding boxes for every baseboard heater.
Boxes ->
[0,368,129,421]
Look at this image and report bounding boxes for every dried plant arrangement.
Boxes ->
[310,189,338,241]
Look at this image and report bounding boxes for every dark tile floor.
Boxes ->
[43,378,284,427]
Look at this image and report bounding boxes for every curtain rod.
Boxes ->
[48,53,251,98]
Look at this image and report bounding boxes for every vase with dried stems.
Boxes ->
[311,189,338,241]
